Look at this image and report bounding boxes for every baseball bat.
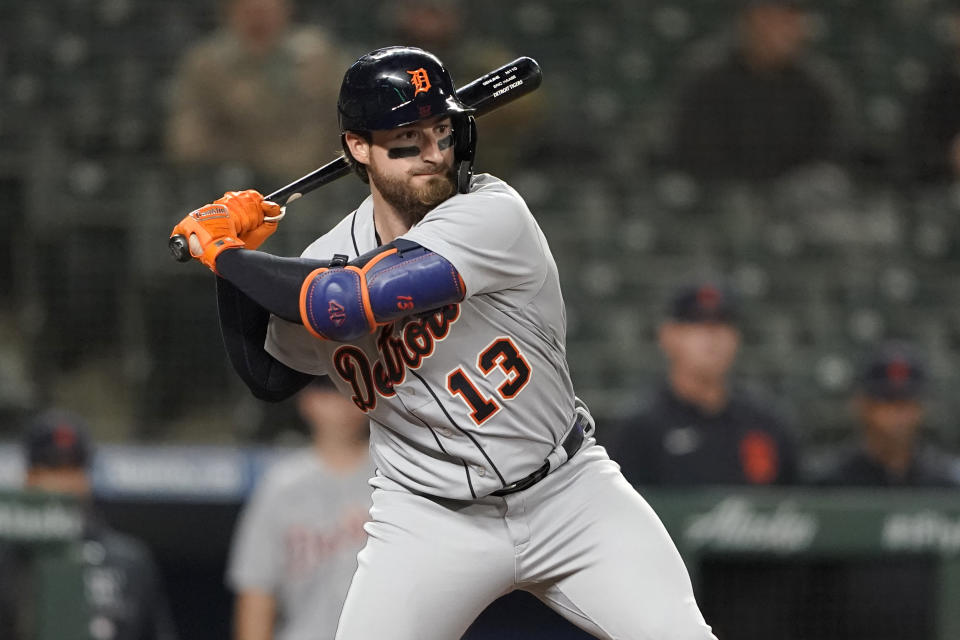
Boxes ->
[169,56,543,262]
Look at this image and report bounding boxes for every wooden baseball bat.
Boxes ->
[169,56,543,262]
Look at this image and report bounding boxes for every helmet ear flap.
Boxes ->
[454,115,477,194]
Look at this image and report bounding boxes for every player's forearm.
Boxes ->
[233,590,276,640]
[216,249,330,324]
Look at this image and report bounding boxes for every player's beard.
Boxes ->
[369,164,458,228]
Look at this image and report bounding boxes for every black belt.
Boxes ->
[491,414,589,497]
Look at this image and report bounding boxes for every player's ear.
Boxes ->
[344,132,371,166]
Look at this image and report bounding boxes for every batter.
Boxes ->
[171,46,716,640]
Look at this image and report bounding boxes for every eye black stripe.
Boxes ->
[388,145,421,159]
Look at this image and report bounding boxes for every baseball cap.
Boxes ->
[22,409,93,469]
[667,281,740,324]
[858,343,927,401]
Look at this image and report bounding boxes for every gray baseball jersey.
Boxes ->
[263,173,716,640]
[266,174,575,500]
[226,450,374,640]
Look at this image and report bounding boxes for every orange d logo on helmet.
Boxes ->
[407,68,432,95]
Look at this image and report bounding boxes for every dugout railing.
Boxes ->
[4,447,960,639]
[0,490,88,640]
[643,487,960,640]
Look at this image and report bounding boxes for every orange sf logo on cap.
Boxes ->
[407,68,432,95]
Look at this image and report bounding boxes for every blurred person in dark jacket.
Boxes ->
[0,410,179,640]
[902,4,960,185]
[808,343,960,487]
[668,0,853,183]
[607,280,798,486]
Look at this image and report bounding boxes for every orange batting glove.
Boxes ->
[215,190,282,250]
[170,204,245,273]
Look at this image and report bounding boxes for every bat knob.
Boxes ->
[169,234,192,262]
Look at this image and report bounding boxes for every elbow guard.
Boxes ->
[299,241,465,341]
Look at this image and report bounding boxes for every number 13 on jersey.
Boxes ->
[446,337,532,425]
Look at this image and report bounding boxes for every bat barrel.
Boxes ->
[457,57,541,118]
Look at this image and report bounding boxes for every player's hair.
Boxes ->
[341,131,372,183]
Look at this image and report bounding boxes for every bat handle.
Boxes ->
[169,234,191,262]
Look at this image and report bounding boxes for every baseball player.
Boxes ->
[227,378,374,640]
[171,46,716,640]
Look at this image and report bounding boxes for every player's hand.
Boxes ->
[215,190,281,250]
[170,203,245,273]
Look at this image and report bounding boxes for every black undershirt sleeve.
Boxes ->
[215,249,333,323]
[215,274,314,402]
[212,246,394,400]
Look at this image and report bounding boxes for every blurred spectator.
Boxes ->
[166,0,350,184]
[0,410,179,640]
[668,0,854,184]
[384,0,547,179]
[226,378,373,640]
[902,5,960,185]
[806,343,960,487]
[606,281,797,486]
[157,0,355,438]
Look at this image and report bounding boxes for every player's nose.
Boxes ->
[420,137,444,162]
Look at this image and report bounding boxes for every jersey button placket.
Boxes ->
[471,464,487,477]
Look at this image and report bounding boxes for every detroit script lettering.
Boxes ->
[333,304,460,411]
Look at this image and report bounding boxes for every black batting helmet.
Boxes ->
[338,46,477,192]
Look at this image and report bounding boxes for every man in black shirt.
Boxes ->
[669,0,852,183]
[607,281,797,486]
[902,5,960,185]
[0,410,180,640]
[809,343,960,487]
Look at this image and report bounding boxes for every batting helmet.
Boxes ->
[338,46,477,192]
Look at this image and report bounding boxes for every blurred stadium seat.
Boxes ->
[0,0,957,450]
